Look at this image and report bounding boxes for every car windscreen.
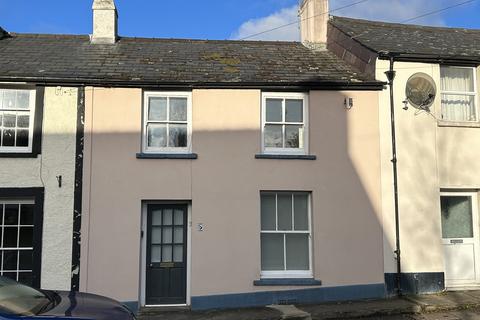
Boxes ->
[0,277,50,316]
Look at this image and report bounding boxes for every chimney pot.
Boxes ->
[91,0,118,44]
[299,0,329,46]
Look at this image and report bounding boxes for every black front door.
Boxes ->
[146,204,187,305]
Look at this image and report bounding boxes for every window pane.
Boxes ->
[169,98,188,121]
[286,234,309,270]
[162,245,172,262]
[441,67,474,92]
[163,209,173,225]
[261,193,276,231]
[266,99,283,122]
[261,233,284,271]
[19,227,33,248]
[18,273,33,286]
[285,99,303,122]
[152,210,162,226]
[285,125,303,149]
[173,245,183,262]
[277,194,292,231]
[19,251,33,270]
[168,124,187,148]
[148,97,167,121]
[441,94,476,122]
[3,272,17,281]
[147,124,167,148]
[174,227,183,243]
[3,114,15,127]
[151,245,161,263]
[17,115,29,128]
[162,227,172,244]
[4,205,19,225]
[2,90,16,109]
[174,210,183,225]
[441,196,473,238]
[264,125,283,148]
[16,130,29,147]
[16,91,30,109]
[151,227,162,244]
[4,227,18,247]
[294,194,309,231]
[3,251,17,270]
[0,114,2,126]
[20,205,34,225]
[2,129,15,147]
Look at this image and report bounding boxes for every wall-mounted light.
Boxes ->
[344,97,354,110]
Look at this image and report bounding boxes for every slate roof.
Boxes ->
[330,16,480,63]
[0,33,382,88]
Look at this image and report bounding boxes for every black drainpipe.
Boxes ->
[384,55,402,296]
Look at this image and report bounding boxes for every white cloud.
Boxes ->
[230,5,300,41]
[231,0,450,41]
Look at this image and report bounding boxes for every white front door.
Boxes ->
[441,192,480,288]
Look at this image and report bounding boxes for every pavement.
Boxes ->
[137,290,480,320]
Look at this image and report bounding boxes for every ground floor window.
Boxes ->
[260,191,312,278]
[0,201,35,285]
[0,189,43,287]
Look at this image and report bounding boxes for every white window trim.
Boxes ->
[261,92,309,155]
[260,192,313,279]
[440,66,478,123]
[142,91,192,154]
[0,88,36,153]
[0,200,35,281]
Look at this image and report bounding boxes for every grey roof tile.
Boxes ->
[330,16,480,62]
[0,33,381,87]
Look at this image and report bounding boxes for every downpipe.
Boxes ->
[385,56,402,296]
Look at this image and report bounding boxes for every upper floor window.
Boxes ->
[0,88,36,153]
[143,92,192,154]
[262,92,308,155]
[440,66,478,122]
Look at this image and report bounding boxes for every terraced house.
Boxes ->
[0,0,479,313]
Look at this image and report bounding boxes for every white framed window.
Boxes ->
[143,91,192,154]
[261,92,308,155]
[0,200,35,285]
[260,192,312,278]
[440,66,478,122]
[0,88,36,153]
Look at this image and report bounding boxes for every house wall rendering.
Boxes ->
[0,86,78,290]
[377,60,480,293]
[80,87,385,309]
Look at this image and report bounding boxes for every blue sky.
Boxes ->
[0,0,479,41]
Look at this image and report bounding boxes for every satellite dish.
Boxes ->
[405,73,436,111]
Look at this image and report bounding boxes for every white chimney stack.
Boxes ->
[91,0,118,44]
[299,0,329,46]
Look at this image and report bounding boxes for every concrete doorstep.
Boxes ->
[137,291,480,320]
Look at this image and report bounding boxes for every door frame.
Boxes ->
[140,201,192,307]
[440,191,480,288]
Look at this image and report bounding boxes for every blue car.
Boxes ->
[0,277,136,320]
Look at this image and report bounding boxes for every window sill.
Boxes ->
[253,278,322,286]
[136,153,198,159]
[0,152,40,158]
[255,154,316,160]
[437,120,480,128]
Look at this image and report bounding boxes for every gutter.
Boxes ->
[0,77,386,91]
[384,54,402,296]
[378,52,480,67]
